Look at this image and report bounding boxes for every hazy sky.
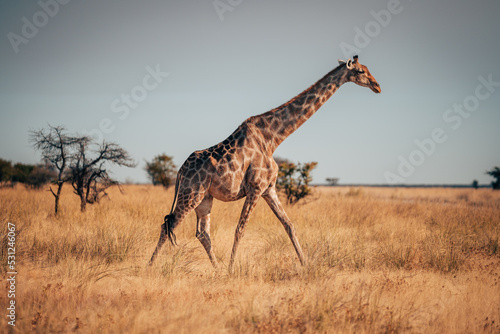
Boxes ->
[1,0,499,185]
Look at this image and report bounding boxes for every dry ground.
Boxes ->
[1,185,499,333]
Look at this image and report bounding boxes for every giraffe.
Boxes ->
[149,55,381,271]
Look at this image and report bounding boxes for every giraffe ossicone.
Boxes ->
[149,55,381,272]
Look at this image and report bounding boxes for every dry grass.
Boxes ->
[1,185,499,333]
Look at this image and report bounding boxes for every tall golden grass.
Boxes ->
[1,185,499,333]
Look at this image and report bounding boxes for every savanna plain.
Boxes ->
[1,185,499,333]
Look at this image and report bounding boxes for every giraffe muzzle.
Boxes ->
[371,82,381,93]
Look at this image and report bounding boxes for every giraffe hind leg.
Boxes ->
[149,213,179,265]
[149,221,168,265]
[195,194,218,268]
[149,189,207,265]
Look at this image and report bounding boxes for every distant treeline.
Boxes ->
[0,158,55,189]
[314,183,492,189]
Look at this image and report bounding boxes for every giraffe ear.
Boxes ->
[346,58,353,69]
[338,59,346,65]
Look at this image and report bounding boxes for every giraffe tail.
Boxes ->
[163,171,181,246]
[163,214,177,246]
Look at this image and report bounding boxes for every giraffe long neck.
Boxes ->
[251,65,347,152]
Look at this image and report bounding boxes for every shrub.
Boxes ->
[276,161,317,204]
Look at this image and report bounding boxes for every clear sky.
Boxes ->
[1,0,499,185]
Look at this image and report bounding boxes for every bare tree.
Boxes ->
[70,138,136,212]
[31,125,136,213]
[30,125,82,215]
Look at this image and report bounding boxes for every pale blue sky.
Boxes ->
[1,0,499,185]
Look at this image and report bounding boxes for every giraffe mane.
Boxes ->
[266,63,345,115]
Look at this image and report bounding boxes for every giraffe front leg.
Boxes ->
[263,186,306,266]
[228,192,260,273]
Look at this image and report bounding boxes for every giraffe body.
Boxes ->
[149,56,381,271]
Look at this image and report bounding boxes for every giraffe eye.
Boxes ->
[357,69,365,74]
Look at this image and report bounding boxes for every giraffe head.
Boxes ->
[338,55,381,93]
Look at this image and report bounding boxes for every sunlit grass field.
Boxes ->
[1,185,499,333]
